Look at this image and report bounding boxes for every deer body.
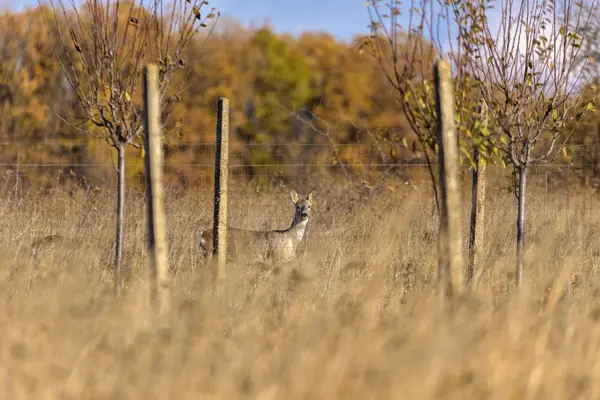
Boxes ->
[200,188,315,264]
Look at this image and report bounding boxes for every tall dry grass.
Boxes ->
[1,179,600,399]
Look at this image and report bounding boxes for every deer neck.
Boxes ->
[286,218,309,244]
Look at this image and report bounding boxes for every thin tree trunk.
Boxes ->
[516,165,527,287]
[422,145,440,218]
[467,148,486,287]
[115,141,126,295]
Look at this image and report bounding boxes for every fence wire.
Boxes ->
[1,140,598,231]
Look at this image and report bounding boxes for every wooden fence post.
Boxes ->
[213,97,229,283]
[434,59,464,300]
[467,99,488,288]
[144,64,170,314]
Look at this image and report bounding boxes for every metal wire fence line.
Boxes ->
[1,140,599,192]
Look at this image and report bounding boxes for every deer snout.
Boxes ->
[300,212,309,220]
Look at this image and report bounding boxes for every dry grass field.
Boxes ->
[2,179,600,399]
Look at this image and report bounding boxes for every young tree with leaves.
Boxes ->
[457,0,598,286]
[364,0,496,217]
[41,0,218,293]
[364,0,500,289]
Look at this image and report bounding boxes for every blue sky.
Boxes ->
[13,0,495,47]
[9,0,507,50]
[214,0,372,41]
[10,0,375,41]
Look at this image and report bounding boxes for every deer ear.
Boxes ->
[290,189,299,203]
[307,188,316,203]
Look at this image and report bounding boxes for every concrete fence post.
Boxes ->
[434,59,464,300]
[213,97,230,284]
[144,64,170,315]
[467,99,488,288]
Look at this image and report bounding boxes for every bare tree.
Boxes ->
[458,0,599,286]
[40,0,218,293]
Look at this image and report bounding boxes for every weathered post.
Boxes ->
[467,99,488,288]
[213,98,229,284]
[434,59,464,300]
[144,64,170,314]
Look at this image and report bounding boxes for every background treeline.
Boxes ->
[0,5,597,191]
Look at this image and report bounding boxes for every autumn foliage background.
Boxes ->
[1,4,599,193]
[0,4,418,193]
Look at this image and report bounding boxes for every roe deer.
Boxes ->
[199,188,316,264]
